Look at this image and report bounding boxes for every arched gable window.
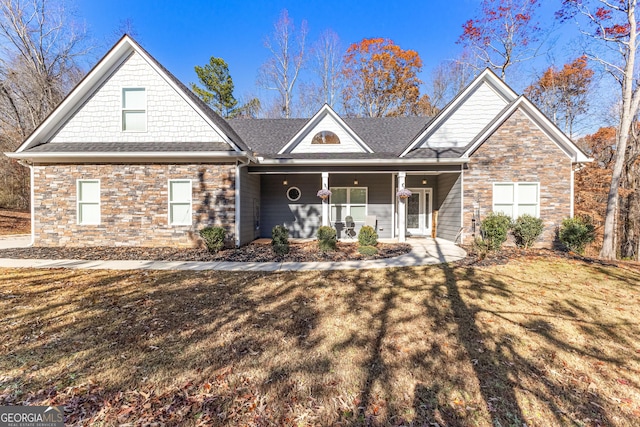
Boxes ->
[311,130,340,144]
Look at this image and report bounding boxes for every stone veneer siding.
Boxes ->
[463,109,572,247]
[33,163,235,247]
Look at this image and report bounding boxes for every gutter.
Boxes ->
[5,151,256,163]
[235,158,250,248]
[255,157,470,165]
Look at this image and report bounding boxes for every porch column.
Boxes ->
[398,172,406,242]
[322,172,329,227]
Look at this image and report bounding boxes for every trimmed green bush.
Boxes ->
[358,225,378,247]
[358,245,378,256]
[199,226,226,253]
[511,214,544,249]
[271,225,290,255]
[317,226,337,252]
[559,216,596,255]
[480,212,512,251]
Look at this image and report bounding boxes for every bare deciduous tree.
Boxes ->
[430,54,476,109]
[257,9,307,118]
[0,0,90,208]
[560,0,640,259]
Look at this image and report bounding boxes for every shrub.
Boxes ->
[480,212,512,251]
[358,245,378,256]
[317,226,337,252]
[199,226,226,253]
[358,225,378,247]
[559,216,595,255]
[271,225,290,255]
[511,214,544,249]
[473,237,489,260]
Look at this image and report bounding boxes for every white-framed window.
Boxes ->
[77,179,100,225]
[330,187,367,222]
[493,182,540,218]
[122,88,146,131]
[168,179,192,225]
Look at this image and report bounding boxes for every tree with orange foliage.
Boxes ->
[576,126,640,260]
[560,0,640,259]
[525,56,594,138]
[341,38,435,117]
[458,0,541,80]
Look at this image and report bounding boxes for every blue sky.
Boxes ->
[76,0,582,108]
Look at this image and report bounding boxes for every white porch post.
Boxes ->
[398,172,406,242]
[322,172,329,227]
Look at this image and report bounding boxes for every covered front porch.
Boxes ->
[239,165,464,245]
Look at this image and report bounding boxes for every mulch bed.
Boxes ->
[455,245,632,269]
[0,241,412,262]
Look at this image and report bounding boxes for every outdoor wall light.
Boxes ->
[422,177,427,185]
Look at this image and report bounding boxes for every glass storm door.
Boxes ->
[406,189,432,236]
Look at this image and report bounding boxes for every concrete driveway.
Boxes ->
[0,234,31,249]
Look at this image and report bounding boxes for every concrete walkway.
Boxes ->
[0,237,466,271]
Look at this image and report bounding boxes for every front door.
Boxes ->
[406,188,432,236]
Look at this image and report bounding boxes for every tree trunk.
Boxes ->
[600,1,639,260]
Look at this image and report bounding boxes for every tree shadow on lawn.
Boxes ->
[0,258,637,426]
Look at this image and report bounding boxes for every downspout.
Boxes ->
[235,159,250,248]
[460,163,465,245]
[17,160,35,246]
[570,165,575,218]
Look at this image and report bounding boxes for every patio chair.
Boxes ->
[364,215,377,230]
[344,215,356,239]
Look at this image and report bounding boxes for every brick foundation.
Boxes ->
[463,109,572,247]
[33,163,236,247]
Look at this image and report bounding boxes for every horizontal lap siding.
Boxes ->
[328,174,392,238]
[239,167,260,245]
[436,173,462,242]
[33,163,236,247]
[260,175,322,239]
[260,174,393,239]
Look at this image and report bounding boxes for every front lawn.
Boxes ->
[1,253,639,426]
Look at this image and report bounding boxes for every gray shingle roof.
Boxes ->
[228,116,435,159]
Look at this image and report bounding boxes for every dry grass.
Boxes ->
[0,209,29,235]
[1,254,639,426]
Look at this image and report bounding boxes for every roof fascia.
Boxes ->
[400,68,518,157]
[6,150,253,163]
[129,38,243,152]
[16,36,134,153]
[255,157,469,165]
[277,104,373,154]
[17,35,242,154]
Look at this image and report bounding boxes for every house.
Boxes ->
[7,35,591,248]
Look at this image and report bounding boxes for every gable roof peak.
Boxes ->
[15,33,249,153]
[277,103,374,154]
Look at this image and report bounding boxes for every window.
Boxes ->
[311,130,340,144]
[493,182,539,218]
[122,88,146,131]
[330,187,367,222]
[77,180,100,225]
[286,187,301,202]
[169,180,192,225]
